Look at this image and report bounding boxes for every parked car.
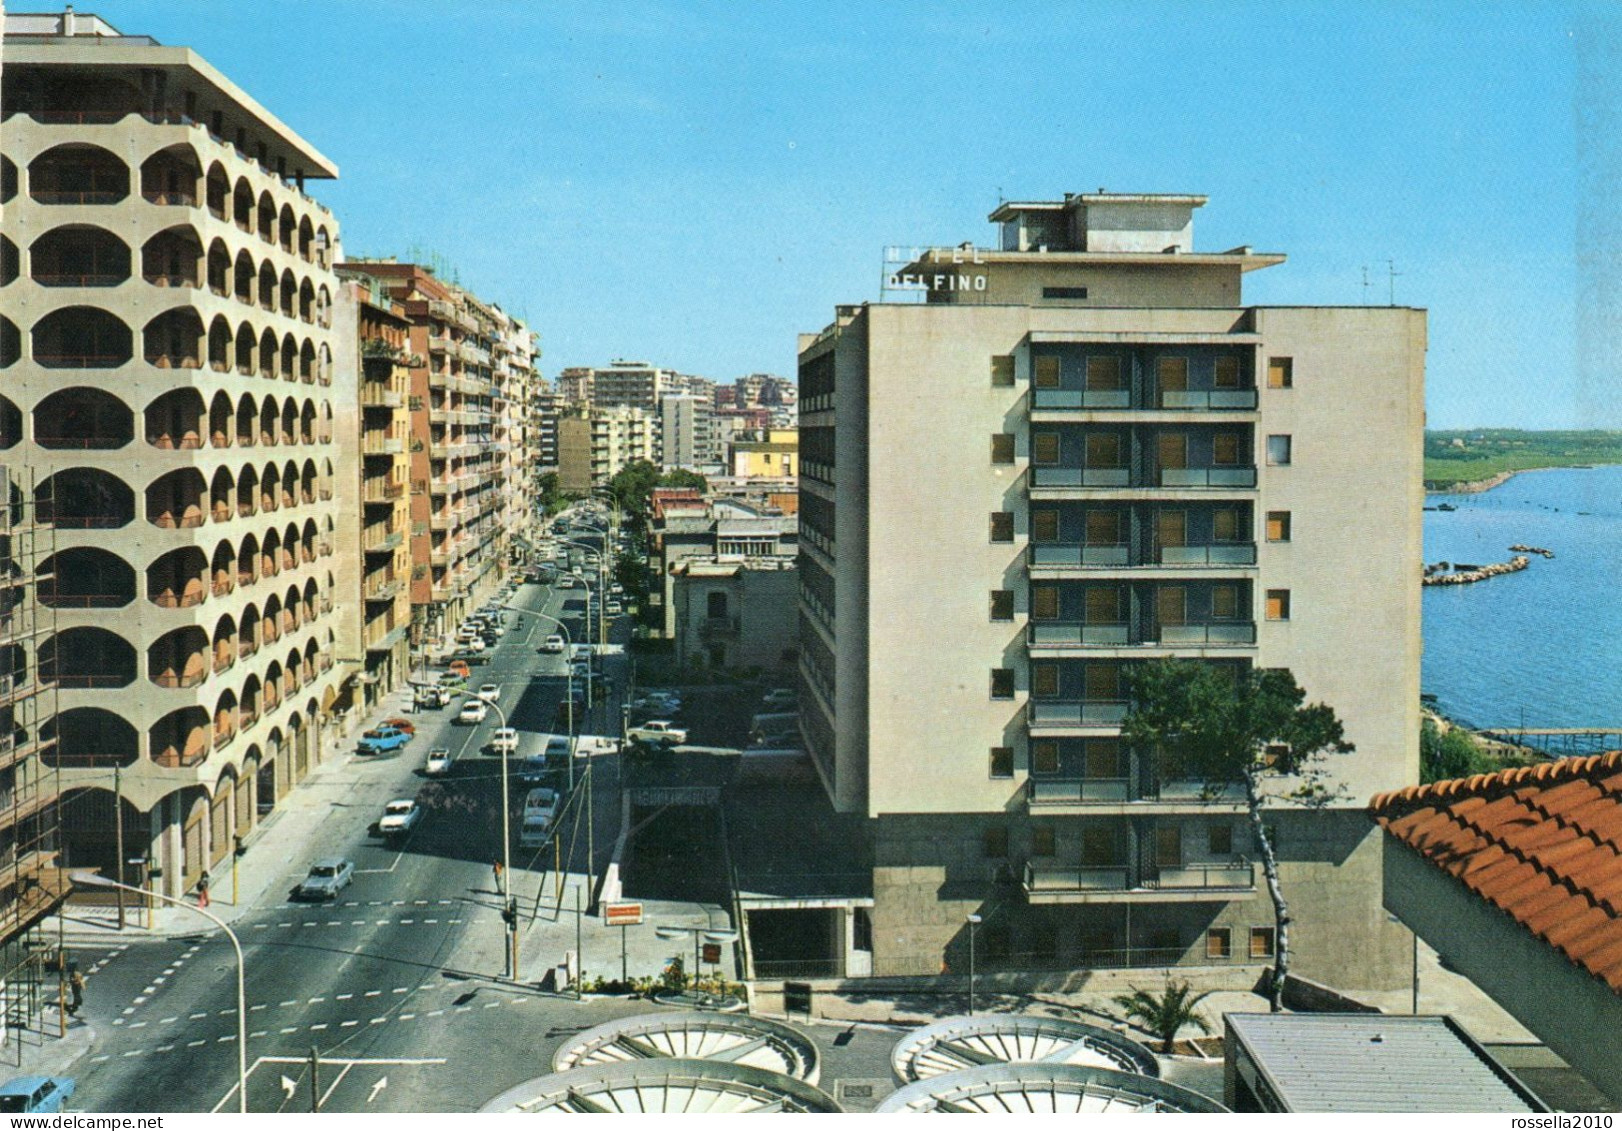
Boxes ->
[540,634,566,654]
[425,748,452,776]
[296,858,354,901]
[357,725,412,756]
[628,720,688,746]
[556,575,577,589]
[490,727,519,755]
[0,1076,75,1114]
[605,600,624,615]
[381,717,417,735]
[762,688,798,709]
[476,682,502,703]
[457,698,489,725]
[377,799,421,837]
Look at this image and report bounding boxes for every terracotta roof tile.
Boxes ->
[1371,751,1622,993]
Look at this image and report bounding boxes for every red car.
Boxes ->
[381,718,416,735]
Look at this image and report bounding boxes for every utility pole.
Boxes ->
[575,886,583,1001]
[586,760,595,915]
[309,1045,320,1112]
[113,764,125,930]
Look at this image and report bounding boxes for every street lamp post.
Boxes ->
[966,913,982,1016]
[482,696,520,982]
[522,607,578,792]
[72,872,248,1112]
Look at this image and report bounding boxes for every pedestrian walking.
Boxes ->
[492,858,504,888]
[197,869,211,909]
[67,968,84,1016]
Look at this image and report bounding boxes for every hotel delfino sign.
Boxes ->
[881,245,989,300]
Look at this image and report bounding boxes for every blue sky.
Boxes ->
[88,0,1619,427]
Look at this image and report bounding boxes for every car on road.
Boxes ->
[377,799,422,837]
[570,661,591,681]
[296,858,354,901]
[540,634,566,653]
[762,688,798,709]
[490,727,519,755]
[518,788,561,848]
[425,748,452,776]
[630,693,682,717]
[628,720,688,746]
[476,682,502,703]
[605,600,623,615]
[357,725,412,756]
[381,717,417,735]
[556,575,578,588]
[457,698,489,724]
[0,1076,75,1113]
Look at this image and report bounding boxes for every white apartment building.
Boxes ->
[589,403,657,481]
[1,10,354,898]
[659,392,719,471]
[790,193,1425,992]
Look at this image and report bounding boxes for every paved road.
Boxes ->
[64,575,654,1112]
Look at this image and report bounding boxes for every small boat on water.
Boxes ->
[1436,503,1457,512]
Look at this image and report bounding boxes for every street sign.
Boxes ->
[603,901,643,927]
[701,942,722,964]
[784,981,813,1017]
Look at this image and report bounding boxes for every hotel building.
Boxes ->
[792,193,1425,992]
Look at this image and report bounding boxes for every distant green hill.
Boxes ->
[1424,429,1622,488]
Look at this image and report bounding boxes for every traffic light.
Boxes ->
[233,835,246,859]
[501,899,518,927]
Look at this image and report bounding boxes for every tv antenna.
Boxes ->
[1387,259,1402,306]
[1361,265,1371,306]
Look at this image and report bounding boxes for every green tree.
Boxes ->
[1121,659,1352,1012]
[1113,979,1213,1053]
[606,460,661,519]
[658,469,708,494]
[1419,717,1494,783]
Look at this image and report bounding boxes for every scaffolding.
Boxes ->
[0,465,68,1058]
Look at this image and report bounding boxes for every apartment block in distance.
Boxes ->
[792,192,1425,993]
[1,10,356,900]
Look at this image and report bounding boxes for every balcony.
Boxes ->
[1024,860,1257,904]
[1032,389,1132,411]
[1028,777,1131,806]
[1026,621,1256,650]
[362,480,405,504]
[1158,467,1256,489]
[363,530,404,554]
[1030,467,1131,489]
[364,577,400,603]
[1159,389,1258,411]
[1028,543,1256,571]
[1030,388,1257,412]
[1027,700,1129,731]
[361,436,404,456]
[1027,777,1247,815]
[699,615,741,637]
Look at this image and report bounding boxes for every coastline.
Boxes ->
[1425,469,1519,495]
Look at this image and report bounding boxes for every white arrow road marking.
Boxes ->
[280,1076,297,1100]
[369,1077,388,1103]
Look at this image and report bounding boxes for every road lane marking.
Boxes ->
[483,1001,501,1009]
[370,1017,387,1025]
[250,1031,266,1039]
[160,1017,177,1024]
[425,918,438,924]
[427,1010,444,1017]
[156,1045,174,1052]
[307,997,325,1004]
[189,1012,206,1020]
[336,993,353,1000]
[400,918,414,924]
[189,1039,207,1047]
[280,1027,298,1034]
[131,1021,147,1028]
[249,1004,267,1012]
[341,1020,358,1028]
[123,1049,144,1057]
[217,1034,236,1043]
[92,1055,110,1062]
[279,1000,297,1007]
[310,1023,328,1031]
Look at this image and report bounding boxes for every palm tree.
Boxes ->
[1113,979,1213,1054]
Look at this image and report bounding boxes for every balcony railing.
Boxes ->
[1158,467,1257,488]
[1028,544,1131,569]
[1155,622,1256,646]
[1025,860,1256,898]
[1029,467,1131,488]
[1155,543,1257,566]
[1027,700,1129,727]
[1159,389,1258,410]
[1026,863,1128,893]
[1028,622,1129,647]
[1027,621,1255,649]
[1032,389,1131,410]
[1028,778,1131,805]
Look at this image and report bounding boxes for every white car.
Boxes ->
[476,683,502,703]
[457,699,489,724]
[556,575,578,589]
[425,748,452,776]
[540,634,566,654]
[605,600,623,615]
[378,799,421,837]
[490,727,519,754]
[628,720,688,746]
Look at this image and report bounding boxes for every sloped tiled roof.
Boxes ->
[1370,752,1622,993]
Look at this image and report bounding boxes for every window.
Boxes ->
[1265,589,1291,621]
[990,590,1014,621]
[1034,355,1061,388]
[1212,507,1240,542]
[991,433,1015,464]
[1031,585,1059,620]
[1032,432,1060,465]
[1042,286,1088,300]
[1155,825,1182,868]
[1085,433,1122,468]
[1209,824,1234,855]
[1086,356,1122,391]
[1267,357,1293,388]
[1266,434,1292,465]
[1250,926,1276,959]
[706,591,728,618]
[1032,739,1060,774]
[1082,826,1115,865]
[1206,927,1232,959]
[1031,662,1059,698]
[989,745,1014,779]
[1157,356,1188,392]
[1084,739,1119,778]
[990,511,1014,542]
[1211,583,1239,620]
[1263,743,1290,768]
[991,355,1015,387]
[1213,356,1241,389]
[1083,662,1119,701]
[990,668,1015,699]
[983,827,1009,858]
[1085,510,1122,545]
[1031,509,1060,542]
[1032,826,1056,856]
[1266,510,1291,542]
[1086,586,1123,623]
[1213,433,1242,466]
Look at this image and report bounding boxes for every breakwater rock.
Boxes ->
[1423,556,1530,586]
[1509,544,1555,558]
